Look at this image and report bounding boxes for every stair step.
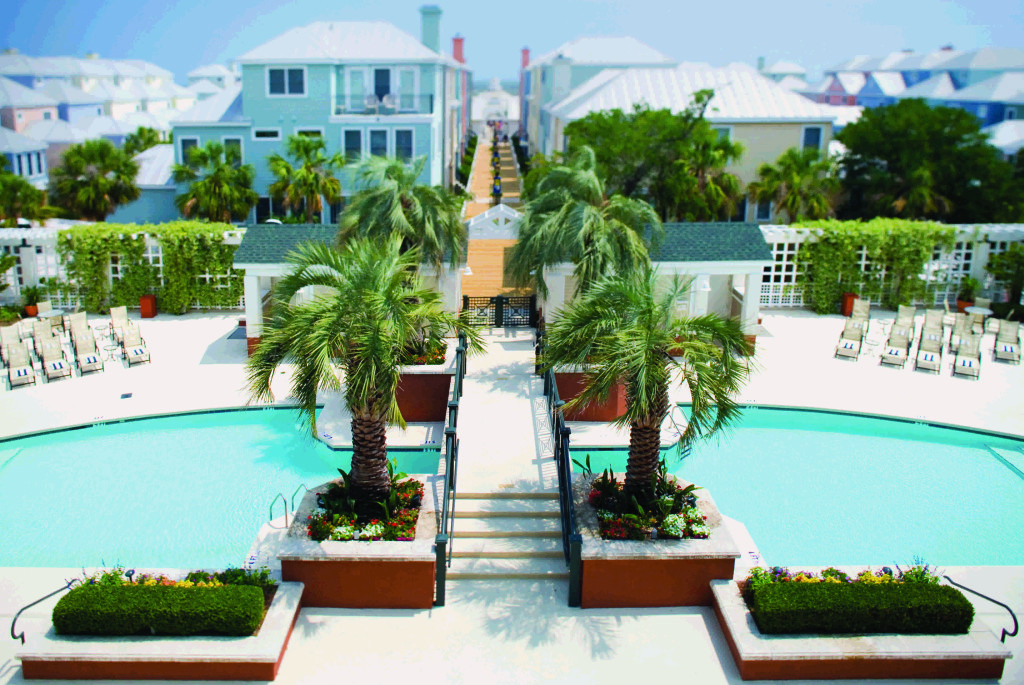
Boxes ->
[450,538,563,558]
[447,557,568,580]
[454,517,562,536]
[454,499,560,517]
[459,491,558,500]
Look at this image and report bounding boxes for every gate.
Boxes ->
[462,295,537,327]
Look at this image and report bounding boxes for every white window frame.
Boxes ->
[265,66,307,98]
[342,128,364,160]
[801,125,823,151]
[368,128,389,157]
[755,199,772,222]
[221,135,244,163]
[710,125,733,141]
[251,127,281,141]
[397,67,418,111]
[394,128,414,161]
[179,136,199,164]
[347,67,369,110]
[294,127,324,138]
[1007,109,1017,121]
[977,104,988,118]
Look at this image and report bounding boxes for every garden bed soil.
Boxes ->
[572,473,740,608]
[712,579,1011,681]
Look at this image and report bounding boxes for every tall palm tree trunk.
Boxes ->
[349,413,391,499]
[623,384,670,499]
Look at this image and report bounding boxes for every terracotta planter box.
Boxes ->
[712,580,1011,681]
[572,474,740,608]
[396,372,452,422]
[277,475,438,609]
[18,582,304,682]
[555,372,626,421]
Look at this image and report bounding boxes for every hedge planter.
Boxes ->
[712,580,1011,681]
[277,475,438,609]
[17,582,303,682]
[572,474,740,608]
[395,343,457,422]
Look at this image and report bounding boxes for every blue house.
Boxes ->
[0,127,49,189]
[108,144,179,224]
[170,6,472,224]
[38,80,104,124]
[940,47,1024,89]
[856,71,905,108]
[936,72,1024,126]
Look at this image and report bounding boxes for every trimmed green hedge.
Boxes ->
[53,585,264,636]
[750,582,974,635]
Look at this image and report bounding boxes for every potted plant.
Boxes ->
[956,276,980,313]
[21,285,43,317]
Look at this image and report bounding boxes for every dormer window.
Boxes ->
[268,67,305,96]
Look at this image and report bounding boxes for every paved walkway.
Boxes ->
[465,137,522,220]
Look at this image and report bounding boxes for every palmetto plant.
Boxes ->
[338,156,466,270]
[507,146,662,298]
[123,126,162,158]
[0,172,56,227]
[267,135,344,223]
[172,141,259,222]
[50,139,140,221]
[747,147,839,223]
[246,236,483,500]
[543,269,752,503]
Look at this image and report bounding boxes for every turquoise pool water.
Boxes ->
[575,408,1024,567]
[0,409,440,568]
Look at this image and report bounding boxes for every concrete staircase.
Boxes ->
[447,492,568,580]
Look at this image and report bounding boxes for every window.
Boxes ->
[16,155,22,176]
[329,198,345,224]
[978,104,988,118]
[802,126,822,151]
[256,197,272,224]
[222,136,242,164]
[729,197,747,222]
[26,154,33,176]
[180,137,199,163]
[374,68,390,99]
[43,111,51,120]
[35,152,42,175]
[756,199,772,222]
[370,129,387,156]
[711,126,731,141]
[296,129,322,138]
[343,130,362,160]
[1008,110,1017,121]
[96,107,102,115]
[16,112,23,121]
[267,67,304,95]
[349,70,365,110]
[398,68,416,110]
[253,129,281,140]
[395,129,413,161]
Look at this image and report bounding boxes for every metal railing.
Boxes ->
[435,332,468,606]
[10,578,80,644]
[536,331,583,607]
[943,575,1019,643]
[333,93,434,116]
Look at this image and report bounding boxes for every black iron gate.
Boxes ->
[462,295,537,327]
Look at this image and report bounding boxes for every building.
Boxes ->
[37,80,104,124]
[0,127,49,188]
[519,36,675,154]
[535,63,834,222]
[983,119,1024,160]
[471,78,519,136]
[932,72,1024,125]
[21,118,87,171]
[169,6,472,224]
[186,79,223,102]
[187,64,236,89]
[759,59,806,83]
[108,144,179,224]
[855,71,906,108]
[0,76,58,133]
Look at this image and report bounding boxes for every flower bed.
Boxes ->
[400,341,447,366]
[306,476,424,542]
[585,465,709,541]
[742,565,974,635]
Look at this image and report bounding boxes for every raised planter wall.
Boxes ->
[555,373,626,422]
[396,373,452,422]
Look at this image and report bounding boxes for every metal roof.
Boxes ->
[21,118,89,144]
[529,36,674,68]
[941,47,1024,71]
[237,21,444,63]
[233,224,339,265]
[132,144,175,187]
[650,223,772,263]
[762,60,805,76]
[73,115,131,138]
[826,54,873,73]
[174,85,245,124]
[0,75,57,108]
[119,110,178,133]
[86,80,139,103]
[897,72,957,99]
[0,126,48,154]
[894,48,962,70]
[941,72,1024,104]
[549,64,832,123]
[983,120,1024,156]
[38,79,103,105]
[0,55,173,80]
[188,64,234,79]
[833,72,867,95]
[866,71,906,96]
[820,104,864,128]
[776,75,809,91]
[187,79,222,95]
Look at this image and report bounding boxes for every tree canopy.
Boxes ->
[747,147,839,223]
[267,134,344,223]
[123,126,162,158]
[0,168,56,227]
[50,139,140,221]
[836,99,1024,223]
[172,140,259,222]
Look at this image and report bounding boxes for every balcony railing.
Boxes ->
[333,93,434,116]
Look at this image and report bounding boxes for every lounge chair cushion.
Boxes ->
[919,352,937,362]
[958,358,975,368]
[83,355,99,365]
[840,341,857,350]
[885,347,904,357]
[48,360,66,371]
[13,367,31,377]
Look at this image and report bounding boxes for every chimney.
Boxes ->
[85,52,99,59]
[552,54,571,101]
[757,56,765,71]
[419,5,442,53]
[941,44,954,51]
[521,47,530,69]
[452,35,465,64]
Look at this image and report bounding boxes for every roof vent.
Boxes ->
[940,44,954,51]
[2,48,19,55]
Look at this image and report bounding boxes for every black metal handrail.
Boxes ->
[11,578,80,644]
[943,575,1019,643]
[435,332,467,606]
[537,332,582,607]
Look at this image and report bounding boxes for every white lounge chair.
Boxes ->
[880,332,911,368]
[74,332,104,375]
[6,345,35,388]
[994,320,1020,364]
[40,338,71,382]
[1,324,25,365]
[32,320,54,358]
[122,324,151,366]
[952,334,981,379]
[110,305,130,343]
[834,320,863,359]
[915,335,943,374]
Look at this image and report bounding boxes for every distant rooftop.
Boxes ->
[941,72,1024,104]
[21,118,89,144]
[188,64,234,80]
[38,79,103,105]
[866,71,906,96]
[174,85,244,124]
[187,79,222,96]
[833,71,867,95]
[132,144,175,187]
[529,36,674,68]
[898,72,957,99]
[237,21,447,64]
[762,60,806,76]
[983,120,1024,156]
[941,47,1024,71]
[776,75,809,92]
[0,75,56,108]
[0,126,48,154]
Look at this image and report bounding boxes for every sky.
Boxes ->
[3,0,1023,85]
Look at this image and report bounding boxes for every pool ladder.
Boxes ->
[943,576,1018,643]
[267,483,310,529]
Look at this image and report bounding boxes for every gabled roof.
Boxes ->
[121,59,174,80]
[0,126,48,154]
[132,144,175,187]
[38,79,103,105]
[776,75,809,91]
[187,79,222,96]
[529,36,674,68]
[898,72,957,99]
[237,21,444,63]
[233,224,340,265]
[762,60,805,76]
[86,80,139,103]
[865,71,906,96]
[941,72,1024,104]
[188,63,234,79]
[120,109,178,133]
[0,75,57,108]
[74,114,131,138]
[174,85,245,124]
[22,118,89,144]
[941,47,1024,71]
[821,104,864,128]
[549,64,831,123]
[983,120,1024,156]
[163,81,196,98]
[826,54,873,73]
[833,71,867,95]
[650,223,772,263]
[896,48,962,71]
[800,77,832,95]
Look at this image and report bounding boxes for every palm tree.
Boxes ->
[0,173,56,227]
[246,236,483,500]
[124,126,162,158]
[543,269,752,503]
[507,145,662,298]
[50,139,140,221]
[652,129,744,222]
[338,156,466,270]
[747,147,839,223]
[267,135,344,223]
[172,141,259,222]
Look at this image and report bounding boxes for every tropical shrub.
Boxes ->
[50,139,140,221]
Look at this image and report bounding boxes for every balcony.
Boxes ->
[333,93,434,116]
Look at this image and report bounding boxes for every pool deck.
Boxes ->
[1,309,1023,684]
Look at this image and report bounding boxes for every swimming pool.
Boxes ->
[574,407,1024,567]
[0,409,440,568]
